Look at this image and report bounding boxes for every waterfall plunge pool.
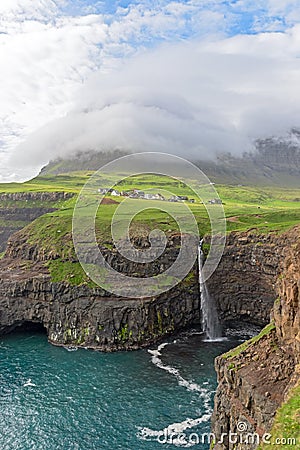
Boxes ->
[0,326,260,450]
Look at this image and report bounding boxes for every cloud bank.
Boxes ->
[1,1,300,180]
[11,25,300,171]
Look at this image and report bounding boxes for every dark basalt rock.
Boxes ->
[211,226,300,450]
[0,192,74,252]
[0,224,297,354]
[0,259,200,351]
[206,230,295,326]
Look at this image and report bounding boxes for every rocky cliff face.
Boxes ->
[0,192,73,202]
[0,217,202,350]
[253,130,300,176]
[211,226,300,450]
[199,130,300,187]
[0,220,297,352]
[274,238,300,365]
[0,192,73,252]
[0,257,200,351]
[206,230,294,326]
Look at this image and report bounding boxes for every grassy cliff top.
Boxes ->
[1,170,300,266]
[1,171,299,231]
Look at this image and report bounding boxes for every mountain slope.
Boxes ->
[39,130,300,188]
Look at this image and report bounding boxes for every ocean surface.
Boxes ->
[0,328,251,450]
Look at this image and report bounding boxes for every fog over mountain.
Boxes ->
[9,27,300,178]
[39,129,300,188]
[2,1,300,182]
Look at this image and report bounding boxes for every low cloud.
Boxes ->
[11,25,300,169]
[2,1,300,180]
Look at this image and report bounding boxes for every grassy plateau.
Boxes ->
[1,172,300,234]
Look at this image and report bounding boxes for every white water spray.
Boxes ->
[198,240,222,341]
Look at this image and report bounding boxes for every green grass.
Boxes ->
[47,260,98,288]
[0,173,92,194]
[19,191,299,263]
[21,213,75,260]
[222,322,276,360]
[1,171,300,283]
[258,382,300,449]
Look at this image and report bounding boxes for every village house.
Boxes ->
[169,195,189,202]
[133,190,145,198]
[144,193,157,200]
[98,188,109,194]
[98,188,176,203]
[111,189,120,196]
[208,198,223,204]
[144,193,166,200]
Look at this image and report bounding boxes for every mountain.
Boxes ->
[196,129,300,187]
[39,130,300,187]
[39,150,128,175]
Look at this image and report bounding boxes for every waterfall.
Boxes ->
[198,240,222,341]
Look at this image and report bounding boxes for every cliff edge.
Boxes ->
[211,226,300,449]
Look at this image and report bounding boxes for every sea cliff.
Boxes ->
[0,211,299,446]
[0,221,297,353]
[211,226,300,449]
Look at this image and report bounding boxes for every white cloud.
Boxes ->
[0,0,231,182]
[0,0,64,22]
[10,26,300,173]
[2,1,300,180]
[267,0,300,16]
[0,14,107,157]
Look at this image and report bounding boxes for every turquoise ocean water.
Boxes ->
[0,329,244,450]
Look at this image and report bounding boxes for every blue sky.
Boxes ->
[60,0,292,37]
[1,0,300,181]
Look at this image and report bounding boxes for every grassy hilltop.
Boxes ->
[0,170,300,287]
[1,170,300,234]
